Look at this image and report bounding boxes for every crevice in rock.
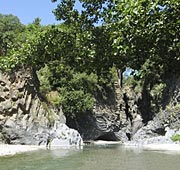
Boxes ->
[152,128,166,136]
[95,132,119,141]
[0,97,6,102]
[123,93,133,123]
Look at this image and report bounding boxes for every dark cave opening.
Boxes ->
[95,132,119,141]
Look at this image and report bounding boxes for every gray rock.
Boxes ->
[0,94,6,102]
[4,119,16,128]
[66,111,121,141]
[3,86,9,92]
[2,100,12,111]
[131,114,143,135]
[165,127,176,138]
[114,127,129,142]
[0,68,83,146]
[0,81,6,86]
[49,123,83,147]
[11,90,19,101]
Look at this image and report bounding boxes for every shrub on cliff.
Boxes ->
[171,134,180,142]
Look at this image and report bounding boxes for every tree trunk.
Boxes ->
[117,68,123,88]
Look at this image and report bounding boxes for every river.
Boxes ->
[0,144,180,170]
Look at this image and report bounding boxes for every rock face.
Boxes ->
[114,85,143,142]
[0,68,82,146]
[125,76,180,144]
[64,82,143,142]
[49,123,83,146]
[65,85,122,141]
[66,84,141,142]
[66,111,121,141]
[1,67,180,145]
[66,76,180,143]
[132,106,180,142]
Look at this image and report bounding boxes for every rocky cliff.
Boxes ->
[0,68,82,146]
[65,82,141,142]
[131,76,180,143]
[66,76,180,144]
[0,68,180,145]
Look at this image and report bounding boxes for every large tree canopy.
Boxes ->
[51,0,180,79]
[0,0,179,116]
[112,0,180,72]
[50,0,180,116]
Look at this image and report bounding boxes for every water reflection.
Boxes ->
[48,145,83,158]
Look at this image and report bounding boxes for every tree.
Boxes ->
[112,0,180,74]
[51,0,180,118]
[0,14,24,56]
[111,0,180,120]
[51,0,127,87]
[33,17,41,26]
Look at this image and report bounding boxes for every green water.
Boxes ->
[0,144,180,170]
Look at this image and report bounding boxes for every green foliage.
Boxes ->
[166,104,180,116]
[123,76,141,93]
[41,102,58,125]
[46,91,60,106]
[37,64,52,95]
[0,13,25,71]
[1,0,179,118]
[150,83,166,101]
[59,89,94,115]
[171,134,180,142]
[0,16,44,71]
[52,0,114,29]
[0,18,114,116]
[150,82,167,112]
[0,13,24,56]
[112,0,180,73]
[52,0,180,87]
[38,61,99,115]
[108,0,180,114]
[173,104,180,111]
[47,62,98,115]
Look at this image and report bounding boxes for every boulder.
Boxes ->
[49,123,83,147]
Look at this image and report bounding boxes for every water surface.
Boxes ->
[0,144,180,170]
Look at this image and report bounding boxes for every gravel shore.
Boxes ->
[124,143,180,152]
[0,145,44,156]
[143,143,180,151]
[94,140,180,153]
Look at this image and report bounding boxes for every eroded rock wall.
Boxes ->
[0,68,82,146]
[65,86,121,141]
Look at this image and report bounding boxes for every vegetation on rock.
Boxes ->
[171,134,180,142]
[0,0,180,119]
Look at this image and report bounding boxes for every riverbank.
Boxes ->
[94,140,180,152]
[0,144,84,157]
[124,143,180,153]
[1,141,180,157]
[144,143,180,151]
[0,144,44,156]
